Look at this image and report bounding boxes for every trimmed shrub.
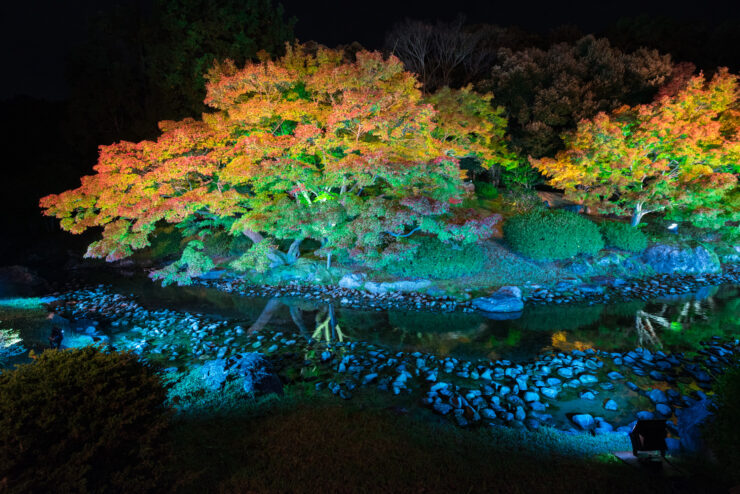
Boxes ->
[600,221,648,252]
[474,181,498,199]
[384,238,487,279]
[504,210,604,260]
[0,347,172,493]
[707,361,740,484]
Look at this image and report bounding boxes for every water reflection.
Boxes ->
[236,285,739,360]
[248,298,346,345]
[3,279,738,364]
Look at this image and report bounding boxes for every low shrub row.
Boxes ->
[503,211,648,260]
[383,237,488,279]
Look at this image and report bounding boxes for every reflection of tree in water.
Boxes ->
[312,305,345,344]
[247,298,345,345]
[634,291,718,349]
[386,311,487,355]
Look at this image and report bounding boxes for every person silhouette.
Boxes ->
[49,326,64,349]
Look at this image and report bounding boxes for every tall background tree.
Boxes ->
[65,0,296,153]
[482,35,674,160]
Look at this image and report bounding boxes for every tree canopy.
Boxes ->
[41,44,506,285]
[532,69,740,227]
[484,35,674,159]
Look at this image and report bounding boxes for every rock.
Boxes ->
[655,404,672,416]
[541,387,559,399]
[676,398,713,454]
[607,371,624,380]
[579,391,596,400]
[365,279,431,294]
[647,388,668,404]
[196,269,228,280]
[200,359,229,390]
[338,273,366,290]
[571,414,595,430]
[523,391,540,402]
[557,367,574,378]
[578,374,599,385]
[433,402,453,415]
[471,286,524,313]
[604,399,618,411]
[640,245,721,275]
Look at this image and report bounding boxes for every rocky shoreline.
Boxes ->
[44,284,740,456]
[192,263,740,316]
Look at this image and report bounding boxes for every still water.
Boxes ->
[64,277,740,362]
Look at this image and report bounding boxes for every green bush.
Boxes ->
[504,210,604,260]
[474,181,498,199]
[599,221,648,252]
[0,347,172,493]
[707,360,740,484]
[384,238,487,280]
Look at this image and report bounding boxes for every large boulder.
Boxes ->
[640,245,720,274]
[676,398,713,454]
[338,273,366,290]
[364,279,431,294]
[472,286,524,313]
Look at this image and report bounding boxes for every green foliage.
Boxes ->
[708,360,740,483]
[504,210,604,260]
[140,225,185,261]
[474,181,498,199]
[201,229,253,258]
[599,221,649,252]
[150,240,215,286]
[501,161,543,190]
[0,347,172,493]
[382,238,487,279]
[231,240,277,274]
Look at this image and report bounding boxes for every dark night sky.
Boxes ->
[1,0,738,100]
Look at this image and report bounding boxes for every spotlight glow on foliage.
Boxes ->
[532,69,740,227]
[40,44,506,284]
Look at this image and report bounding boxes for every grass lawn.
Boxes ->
[168,390,726,494]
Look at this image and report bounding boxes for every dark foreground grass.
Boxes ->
[168,394,724,494]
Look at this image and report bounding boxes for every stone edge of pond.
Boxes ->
[190,263,740,315]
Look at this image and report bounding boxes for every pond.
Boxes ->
[53,276,740,361]
[2,272,739,435]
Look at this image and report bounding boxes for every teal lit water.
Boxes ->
[7,274,737,363]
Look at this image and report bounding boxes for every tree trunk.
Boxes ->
[242,229,303,267]
[248,298,282,334]
[631,204,647,227]
[286,237,303,263]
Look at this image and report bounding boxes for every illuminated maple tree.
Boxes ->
[41,44,506,284]
[532,69,740,227]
